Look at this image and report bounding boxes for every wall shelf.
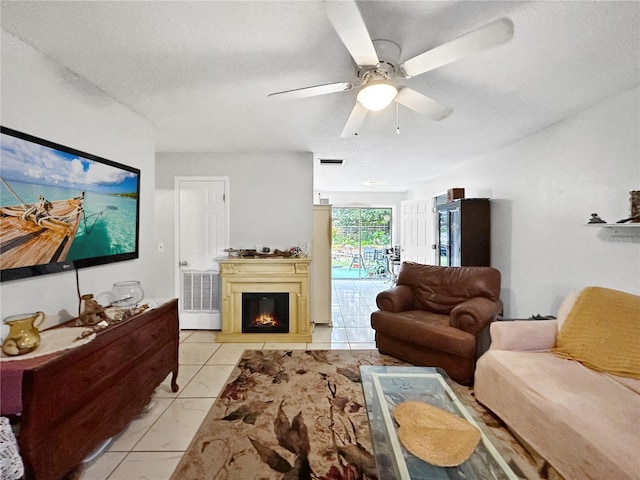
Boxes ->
[586,223,640,242]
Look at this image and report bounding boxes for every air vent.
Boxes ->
[319,158,344,166]
[182,271,220,312]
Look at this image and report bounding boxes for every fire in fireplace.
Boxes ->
[242,292,289,333]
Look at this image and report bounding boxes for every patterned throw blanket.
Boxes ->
[553,286,640,378]
[171,350,406,480]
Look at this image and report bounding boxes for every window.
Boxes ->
[331,207,392,279]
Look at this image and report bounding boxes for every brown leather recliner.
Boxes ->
[371,262,503,385]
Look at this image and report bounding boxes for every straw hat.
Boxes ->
[393,401,481,467]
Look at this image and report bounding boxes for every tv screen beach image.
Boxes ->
[0,130,139,271]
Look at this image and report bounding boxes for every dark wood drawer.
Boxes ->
[18,299,180,480]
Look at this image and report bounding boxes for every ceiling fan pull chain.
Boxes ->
[396,99,400,135]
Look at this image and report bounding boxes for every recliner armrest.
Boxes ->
[450,297,502,335]
[376,285,415,312]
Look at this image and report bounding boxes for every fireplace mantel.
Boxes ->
[217,257,312,342]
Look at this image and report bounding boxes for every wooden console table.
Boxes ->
[7,299,179,480]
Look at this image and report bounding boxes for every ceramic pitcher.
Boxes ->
[2,311,45,356]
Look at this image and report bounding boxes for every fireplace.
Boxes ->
[242,292,289,333]
[217,257,311,342]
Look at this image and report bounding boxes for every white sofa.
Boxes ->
[475,288,640,480]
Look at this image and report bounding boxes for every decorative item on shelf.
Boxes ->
[587,213,606,224]
[232,248,294,258]
[78,293,109,326]
[447,188,465,203]
[631,190,640,218]
[288,242,310,258]
[616,215,640,224]
[616,191,640,223]
[110,280,144,308]
[2,311,45,356]
[529,314,557,320]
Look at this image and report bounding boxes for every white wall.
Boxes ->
[408,87,640,318]
[154,152,314,298]
[0,30,156,328]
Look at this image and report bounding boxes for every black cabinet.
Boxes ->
[437,198,490,266]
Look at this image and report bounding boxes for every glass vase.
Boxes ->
[110,281,144,308]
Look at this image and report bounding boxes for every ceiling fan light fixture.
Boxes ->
[357,81,398,111]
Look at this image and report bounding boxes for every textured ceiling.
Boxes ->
[1,1,639,192]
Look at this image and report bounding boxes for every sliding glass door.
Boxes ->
[331,207,392,279]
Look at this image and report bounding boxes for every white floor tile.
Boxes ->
[178,342,221,366]
[108,398,174,452]
[342,314,371,328]
[106,452,183,480]
[306,342,350,350]
[311,325,332,338]
[179,330,193,342]
[182,330,219,342]
[133,397,215,451]
[206,342,264,364]
[329,328,349,342]
[178,365,235,398]
[155,365,201,398]
[346,327,376,343]
[78,452,126,480]
[330,317,345,327]
[350,342,377,350]
[262,342,307,350]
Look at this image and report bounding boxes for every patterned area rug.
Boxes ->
[170,350,546,480]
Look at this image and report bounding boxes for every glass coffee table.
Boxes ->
[360,366,519,480]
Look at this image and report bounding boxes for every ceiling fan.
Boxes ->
[268,0,514,137]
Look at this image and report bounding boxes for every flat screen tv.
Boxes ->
[0,126,140,282]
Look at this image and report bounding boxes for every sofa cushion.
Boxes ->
[552,287,640,379]
[555,287,584,330]
[396,263,501,314]
[489,319,558,351]
[475,350,640,480]
[371,310,475,357]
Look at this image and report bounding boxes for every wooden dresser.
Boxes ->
[13,299,179,480]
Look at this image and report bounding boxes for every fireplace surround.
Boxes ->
[217,257,312,342]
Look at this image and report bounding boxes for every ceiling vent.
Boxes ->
[319,158,344,166]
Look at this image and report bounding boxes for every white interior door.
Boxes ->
[174,177,229,329]
[400,199,434,265]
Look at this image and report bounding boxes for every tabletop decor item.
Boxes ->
[109,280,144,308]
[587,213,606,224]
[78,293,109,326]
[393,400,481,467]
[2,311,45,356]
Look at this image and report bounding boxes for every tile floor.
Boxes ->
[78,279,390,479]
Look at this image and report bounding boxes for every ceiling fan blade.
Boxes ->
[340,102,368,137]
[396,88,452,121]
[268,81,354,99]
[324,0,379,68]
[399,18,514,78]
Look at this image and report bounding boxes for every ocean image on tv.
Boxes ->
[0,132,138,270]
[1,182,137,259]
